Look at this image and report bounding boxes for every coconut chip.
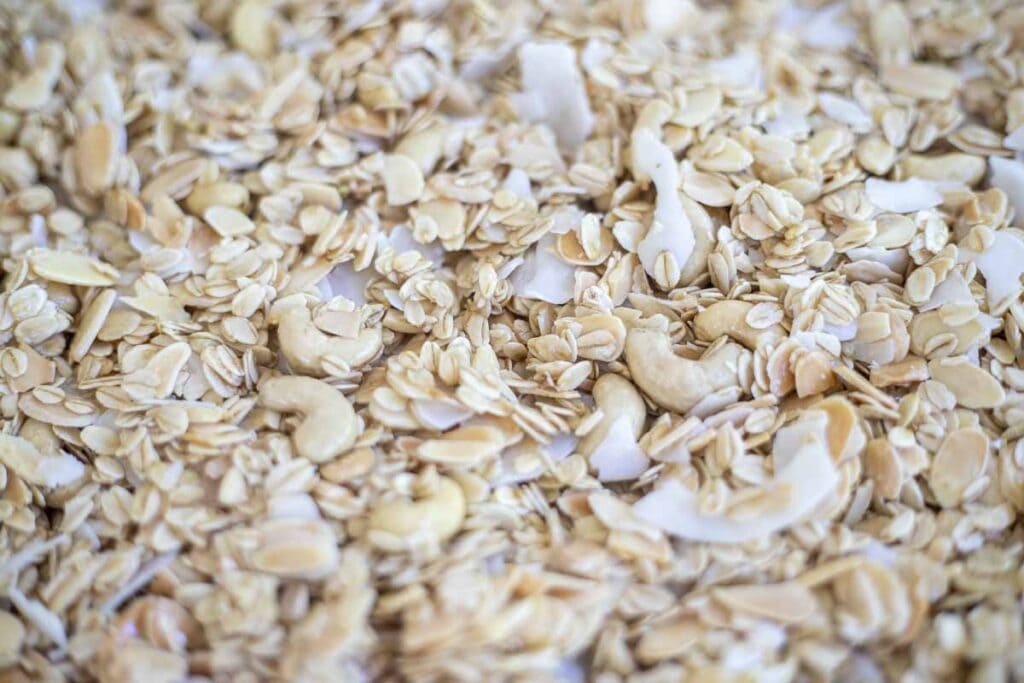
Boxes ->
[1005,126,1024,153]
[633,413,838,543]
[517,41,594,150]
[509,234,577,304]
[972,230,1024,309]
[589,415,651,482]
[864,178,943,214]
[818,93,873,133]
[919,270,974,312]
[632,129,695,279]
[989,157,1024,227]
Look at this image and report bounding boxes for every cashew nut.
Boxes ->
[694,300,784,350]
[273,301,382,377]
[578,374,646,456]
[625,328,749,414]
[259,376,358,463]
[367,476,465,543]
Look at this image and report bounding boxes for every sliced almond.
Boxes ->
[928,357,1005,408]
[28,249,120,286]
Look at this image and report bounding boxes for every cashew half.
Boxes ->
[274,303,382,377]
[367,476,465,544]
[259,376,358,463]
[578,374,646,457]
[694,300,784,350]
[625,328,748,414]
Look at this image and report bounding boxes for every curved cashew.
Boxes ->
[625,328,748,414]
[274,303,382,377]
[578,374,646,456]
[367,476,465,543]
[694,300,784,350]
[259,376,358,463]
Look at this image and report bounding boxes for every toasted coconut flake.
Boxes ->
[517,42,593,150]
[864,178,942,214]
[589,415,650,482]
[635,426,838,543]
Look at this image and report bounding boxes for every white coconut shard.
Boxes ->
[589,415,650,482]
[974,230,1024,309]
[632,128,696,278]
[989,157,1024,227]
[509,233,577,304]
[865,178,943,214]
[920,270,974,312]
[517,42,594,150]
[0,433,85,488]
[1005,126,1024,153]
[633,412,838,543]
[818,92,873,133]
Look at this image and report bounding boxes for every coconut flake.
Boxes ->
[589,415,650,482]
[974,230,1024,308]
[509,234,577,303]
[707,50,762,90]
[502,168,533,200]
[920,270,973,312]
[324,262,375,305]
[818,92,873,133]
[822,319,858,341]
[1005,126,1024,153]
[865,178,943,214]
[8,585,67,648]
[632,129,695,277]
[517,42,593,150]
[777,2,856,49]
[989,157,1024,227]
[634,425,838,544]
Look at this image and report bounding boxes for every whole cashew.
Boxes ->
[694,300,784,350]
[578,374,646,456]
[367,476,465,543]
[625,328,748,414]
[259,376,358,463]
[274,303,382,377]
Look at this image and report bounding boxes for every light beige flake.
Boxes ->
[383,154,425,206]
[881,63,961,101]
[0,432,84,488]
[0,610,24,667]
[204,206,256,237]
[248,518,340,580]
[75,121,118,195]
[28,249,120,286]
[714,581,819,624]
[929,428,989,508]
[928,357,1005,408]
[416,425,506,466]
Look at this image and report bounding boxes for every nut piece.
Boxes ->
[274,303,382,377]
[368,476,466,544]
[578,373,646,457]
[625,327,748,414]
[694,300,785,350]
[259,376,358,463]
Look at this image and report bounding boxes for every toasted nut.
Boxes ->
[259,376,358,463]
[578,373,646,457]
[273,302,382,377]
[625,328,749,414]
[368,476,465,544]
[694,300,785,350]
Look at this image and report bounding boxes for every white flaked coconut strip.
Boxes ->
[589,415,650,482]
[973,230,1024,309]
[989,157,1024,227]
[919,270,973,312]
[100,551,178,615]
[0,433,85,488]
[509,233,577,304]
[1005,126,1024,152]
[411,398,475,431]
[864,178,942,213]
[8,585,67,648]
[818,92,873,132]
[632,129,695,279]
[634,415,838,543]
[517,42,593,150]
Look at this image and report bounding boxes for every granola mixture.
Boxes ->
[3,0,1024,681]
